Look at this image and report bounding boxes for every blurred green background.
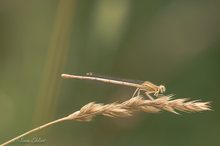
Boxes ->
[0,0,220,146]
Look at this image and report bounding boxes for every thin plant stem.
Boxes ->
[0,117,69,146]
[33,0,76,126]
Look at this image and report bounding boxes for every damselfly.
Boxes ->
[61,73,166,100]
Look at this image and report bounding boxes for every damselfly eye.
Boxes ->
[159,85,166,93]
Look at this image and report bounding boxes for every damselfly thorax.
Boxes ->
[61,73,166,100]
[132,81,166,100]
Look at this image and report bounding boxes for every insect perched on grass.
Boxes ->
[61,73,166,100]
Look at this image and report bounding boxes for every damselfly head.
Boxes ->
[159,85,166,93]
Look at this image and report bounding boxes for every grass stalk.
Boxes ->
[0,95,210,146]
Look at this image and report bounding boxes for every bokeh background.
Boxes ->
[0,0,220,146]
